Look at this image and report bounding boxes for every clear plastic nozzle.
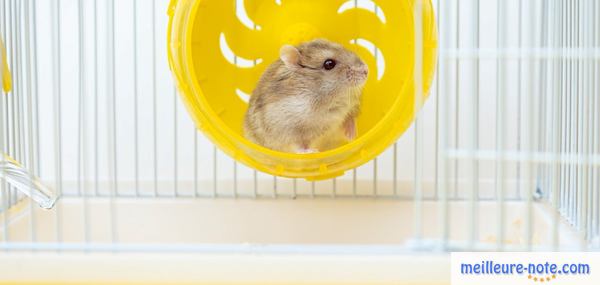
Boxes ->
[1,154,57,210]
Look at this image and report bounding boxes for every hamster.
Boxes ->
[243,39,368,153]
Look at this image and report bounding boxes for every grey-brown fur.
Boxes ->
[244,39,368,153]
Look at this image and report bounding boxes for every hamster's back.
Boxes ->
[243,59,292,150]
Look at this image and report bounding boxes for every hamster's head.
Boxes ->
[279,39,369,95]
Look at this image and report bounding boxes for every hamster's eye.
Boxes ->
[323,59,336,70]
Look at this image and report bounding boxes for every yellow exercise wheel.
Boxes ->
[167,0,437,180]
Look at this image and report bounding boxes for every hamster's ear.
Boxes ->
[280,45,301,68]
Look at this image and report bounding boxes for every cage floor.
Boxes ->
[0,197,585,284]
[1,197,582,247]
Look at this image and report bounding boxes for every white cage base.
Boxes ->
[0,197,584,283]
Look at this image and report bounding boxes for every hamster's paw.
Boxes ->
[296,148,319,154]
[343,117,357,140]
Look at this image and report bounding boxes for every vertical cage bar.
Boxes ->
[77,0,90,243]
[133,0,140,197]
[213,147,217,197]
[28,0,41,182]
[452,0,460,199]
[11,0,18,206]
[567,0,574,225]
[553,0,565,249]
[515,0,524,200]
[233,157,237,198]
[579,0,589,242]
[523,0,535,250]
[373,157,378,196]
[591,0,596,241]
[8,0,15,208]
[560,0,567,218]
[272,176,277,198]
[30,0,39,178]
[437,1,454,250]
[393,140,397,196]
[292,178,297,198]
[562,0,569,221]
[232,148,237,197]
[586,0,595,241]
[592,1,600,241]
[539,0,550,206]
[468,0,480,249]
[495,0,507,251]
[571,0,578,226]
[468,0,480,248]
[574,0,583,236]
[107,0,118,243]
[14,0,22,194]
[52,0,63,243]
[152,0,158,197]
[77,0,85,198]
[193,130,198,198]
[6,0,13,196]
[0,0,8,243]
[412,0,424,241]
[8,0,14,206]
[352,168,356,197]
[21,0,38,243]
[4,0,9,209]
[109,0,118,198]
[173,85,178,197]
[560,0,567,220]
[538,5,547,242]
[93,0,99,197]
[433,0,440,201]
[253,170,257,198]
[332,178,336,198]
[583,0,591,238]
[437,0,451,250]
